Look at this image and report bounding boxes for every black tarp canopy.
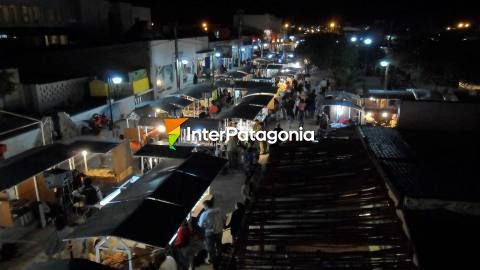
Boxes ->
[223,103,263,120]
[65,153,227,247]
[176,153,228,180]
[27,259,114,270]
[0,140,123,191]
[134,143,195,159]
[182,118,221,131]
[215,81,276,94]
[182,83,214,99]
[137,117,164,127]
[67,140,119,154]
[241,94,274,106]
[0,144,74,191]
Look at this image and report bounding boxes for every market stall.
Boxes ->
[64,153,227,270]
[182,82,217,116]
[0,141,131,230]
[72,141,134,185]
[221,94,274,134]
[0,143,77,228]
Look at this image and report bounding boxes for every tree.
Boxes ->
[0,70,16,109]
[296,33,364,90]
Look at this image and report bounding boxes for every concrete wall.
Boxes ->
[29,77,90,113]
[398,101,480,131]
[70,95,135,125]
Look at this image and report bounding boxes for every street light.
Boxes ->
[380,60,390,90]
[329,22,336,28]
[215,52,221,57]
[284,23,289,29]
[363,38,373,45]
[350,36,357,42]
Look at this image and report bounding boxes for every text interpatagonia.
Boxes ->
[184,127,315,144]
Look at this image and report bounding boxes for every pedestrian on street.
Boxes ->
[226,136,239,169]
[297,99,307,128]
[174,220,193,270]
[225,203,245,245]
[198,200,225,267]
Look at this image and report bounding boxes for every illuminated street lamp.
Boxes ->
[284,23,289,29]
[457,22,464,28]
[329,21,336,28]
[363,38,372,45]
[380,60,390,90]
[350,36,357,42]
[108,75,122,133]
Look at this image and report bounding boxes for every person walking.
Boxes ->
[297,99,307,128]
[225,203,245,245]
[174,220,193,270]
[226,136,239,169]
[253,120,267,155]
[198,200,225,267]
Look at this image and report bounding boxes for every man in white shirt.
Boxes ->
[198,200,225,265]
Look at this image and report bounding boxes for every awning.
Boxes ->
[27,259,114,270]
[214,80,276,94]
[150,95,193,112]
[241,94,274,106]
[150,171,212,209]
[182,83,214,99]
[182,118,221,131]
[138,117,163,127]
[67,140,119,154]
[322,100,363,110]
[223,103,263,120]
[0,144,75,191]
[176,153,227,180]
[65,198,188,248]
[134,143,195,159]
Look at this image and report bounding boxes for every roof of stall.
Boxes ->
[65,153,227,247]
[0,143,75,191]
[215,80,276,94]
[67,140,119,154]
[182,118,221,131]
[241,94,274,106]
[151,95,193,112]
[365,89,415,100]
[226,70,249,79]
[182,82,215,99]
[134,143,195,159]
[322,100,363,110]
[138,117,163,127]
[0,140,120,191]
[222,103,263,120]
[27,259,114,270]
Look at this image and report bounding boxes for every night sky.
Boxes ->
[123,0,476,26]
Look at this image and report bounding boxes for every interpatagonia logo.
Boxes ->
[164,118,189,150]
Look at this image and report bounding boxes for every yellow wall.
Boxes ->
[132,77,150,94]
[89,80,109,97]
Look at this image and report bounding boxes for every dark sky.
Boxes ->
[126,0,477,27]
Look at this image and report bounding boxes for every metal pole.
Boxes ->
[83,153,88,172]
[107,80,114,135]
[33,176,46,228]
[39,121,46,145]
[238,14,242,67]
[384,64,390,90]
[174,22,181,92]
